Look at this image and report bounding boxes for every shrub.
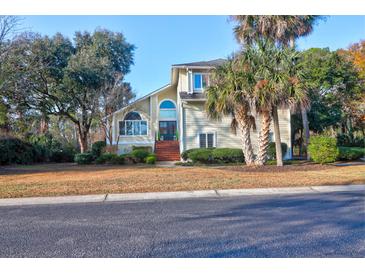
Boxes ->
[132,146,152,153]
[95,153,125,165]
[109,154,125,165]
[267,142,288,160]
[181,148,201,161]
[188,149,214,164]
[131,149,150,163]
[91,141,106,159]
[338,147,365,161]
[211,148,244,163]
[337,133,364,147]
[0,137,36,165]
[145,154,156,164]
[74,153,93,165]
[95,153,115,164]
[308,136,339,164]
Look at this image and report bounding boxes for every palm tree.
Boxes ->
[244,40,308,165]
[231,15,322,164]
[206,56,256,166]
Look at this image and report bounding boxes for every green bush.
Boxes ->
[181,148,201,161]
[91,141,106,159]
[188,148,214,164]
[109,154,125,165]
[182,148,244,164]
[132,146,152,153]
[308,136,339,164]
[0,137,36,165]
[95,153,114,164]
[337,133,364,147]
[267,142,288,160]
[28,134,77,163]
[74,153,94,165]
[211,148,244,163]
[338,147,365,161]
[131,149,150,163]
[145,154,156,164]
[95,153,125,165]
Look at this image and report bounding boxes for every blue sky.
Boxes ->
[22,15,365,98]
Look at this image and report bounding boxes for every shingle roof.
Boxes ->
[172,58,226,68]
[179,92,206,100]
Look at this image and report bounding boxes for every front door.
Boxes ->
[159,121,176,141]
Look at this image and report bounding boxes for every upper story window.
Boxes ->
[119,111,148,136]
[193,73,209,92]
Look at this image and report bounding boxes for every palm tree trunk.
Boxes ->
[235,105,255,166]
[272,106,283,166]
[301,105,310,160]
[256,110,271,165]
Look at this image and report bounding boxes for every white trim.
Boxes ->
[188,70,193,94]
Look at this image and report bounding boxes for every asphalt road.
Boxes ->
[0,191,364,257]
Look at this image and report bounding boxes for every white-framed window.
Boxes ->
[198,133,215,148]
[119,111,148,136]
[193,73,209,92]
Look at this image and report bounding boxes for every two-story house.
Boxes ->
[108,59,292,161]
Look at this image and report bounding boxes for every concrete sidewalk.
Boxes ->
[0,184,364,207]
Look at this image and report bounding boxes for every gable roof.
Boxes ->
[172,58,226,69]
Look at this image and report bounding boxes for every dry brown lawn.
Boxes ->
[0,163,364,198]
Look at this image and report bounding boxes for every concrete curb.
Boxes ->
[0,185,364,207]
[0,194,106,207]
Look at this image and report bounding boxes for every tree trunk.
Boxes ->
[77,124,89,153]
[272,106,283,166]
[39,113,49,134]
[235,105,255,166]
[256,110,271,166]
[301,105,310,160]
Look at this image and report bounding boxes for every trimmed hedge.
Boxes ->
[308,136,339,164]
[211,148,244,163]
[74,153,94,165]
[182,148,244,164]
[338,147,364,161]
[267,142,288,160]
[145,154,157,164]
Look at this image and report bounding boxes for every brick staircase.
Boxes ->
[155,141,180,161]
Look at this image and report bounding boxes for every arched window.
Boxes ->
[119,111,147,136]
[159,100,176,120]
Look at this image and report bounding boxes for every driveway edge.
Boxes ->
[0,184,364,207]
